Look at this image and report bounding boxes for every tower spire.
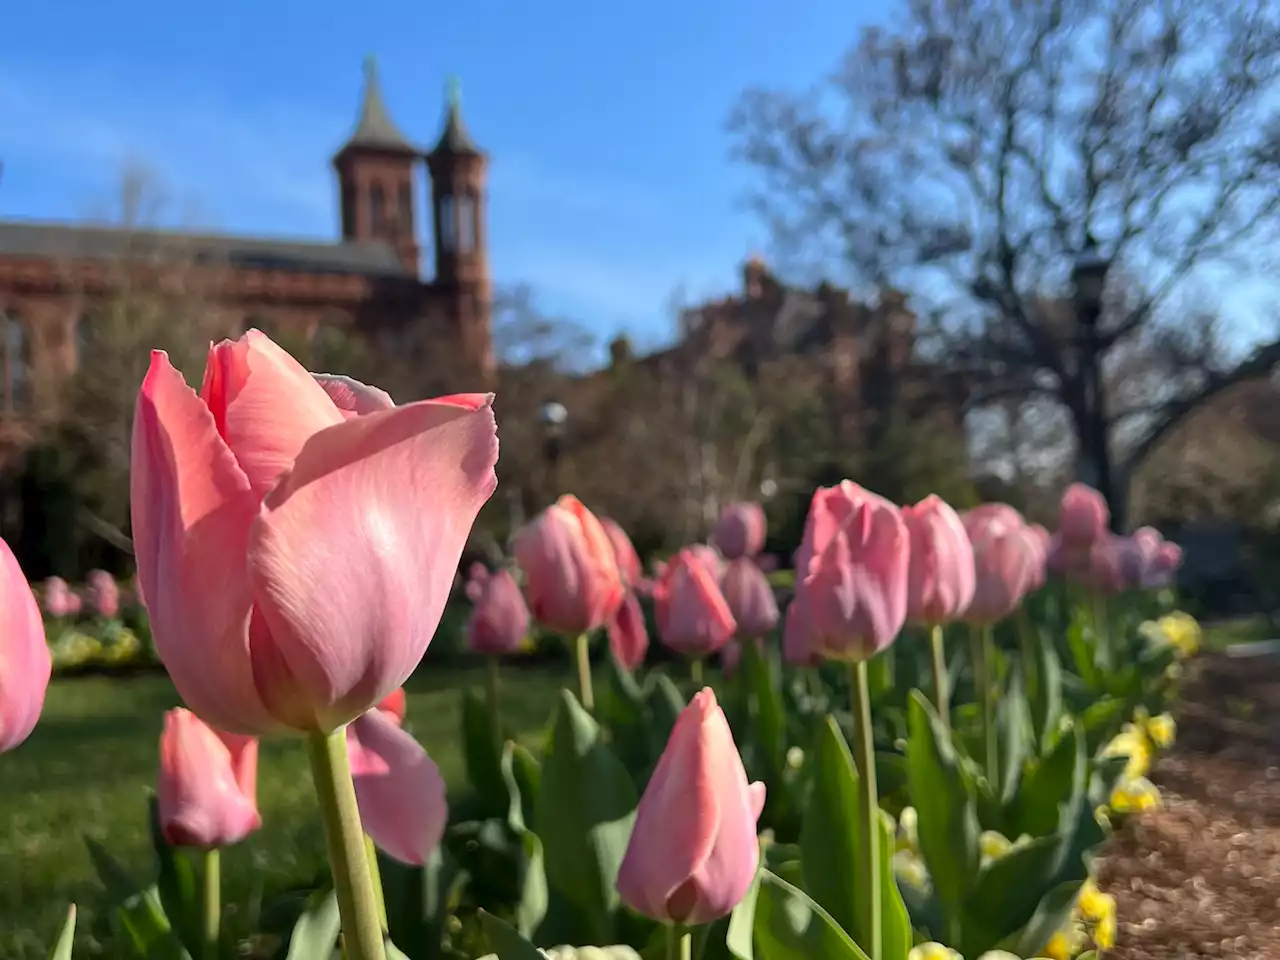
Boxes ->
[429,76,482,157]
[335,54,418,156]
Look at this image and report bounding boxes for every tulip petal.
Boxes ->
[0,536,49,752]
[314,374,396,418]
[347,710,448,865]
[200,331,344,495]
[158,710,261,849]
[247,396,499,731]
[130,352,278,734]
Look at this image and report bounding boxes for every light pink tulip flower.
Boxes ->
[0,538,50,753]
[467,568,532,656]
[654,549,737,658]
[607,591,650,671]
[617,688,765,924]
[902,495,975,625]
[1059,483,1109,547]
[711,502,767,561]
[157,709,261,848]
[720,557,779,638]
[130,331,499,735]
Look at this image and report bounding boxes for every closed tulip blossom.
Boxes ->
[654,549,737,659]
[796,483,910,663]
[157,709,261,848]
[617,688,765,925]
[0,538,51,753]
[607,591,650,671]
[602,518,644,589]
[85,569,120,619]
[130,332,499,736]
[782,599,822,669]
[719,557,779,638]
[1147,541,1183,588]
[902,495,975,626]
[467,569,532,656]
[685,543,725,580]
[514,495,624,636]
[967,523,1042,625]
[711,502,766,561]
[347,708,447,866]
[42,576,76,619]
[1059,482,1109,547]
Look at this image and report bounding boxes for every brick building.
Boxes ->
[0,57,495,424]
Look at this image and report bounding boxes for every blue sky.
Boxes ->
[0,0,887,350]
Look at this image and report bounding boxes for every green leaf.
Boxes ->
[478,909,548,960]
[1065,616,1100,687]
[905,692,980,911]
[645,673,687,746]
[996,669,1033,806]
[49,904,76,960]
[1008,880,1086,958]
[752,870,872,960]
[1080,697,1129,756]
[281,887,340,960]
[1030,639,1064,754]
[510,742,543,830]
[1012,723,1085,839]
[462,688,507,818]
[741,638,787,777]
[85,838,191,960]
[502,741,549,937]
[799,718,912,960]
[533,689,639,945]
[725,868,760,960]
[146,796,201,954]
[960,834,1065,955]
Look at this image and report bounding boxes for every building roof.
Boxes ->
[428,78,483,158]
[335,56,420,157]
[0,219,413,278]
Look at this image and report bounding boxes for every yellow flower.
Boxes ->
[907,944,961,960]
[786,746,805,769]
[1109,776,1162,814]
[1101,724,1153,779]
[1042,921,1089,960]
[897,805,919,852]
[893,850,930,891]
[1146,712,1176,749]
[1095,910,1117,950]
[1077,880,1114,922]
[975,952,1024,960]
[1157,612,1202,657]
[980,830,1013,862]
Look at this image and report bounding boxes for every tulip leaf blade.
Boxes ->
[800,717,912,960]
[1011,721,1085,840]
[461,688,507,819]
[280,886,340,960]
[534,689,638,945]
[501,741,549,938]
[959,832,1066,956]
[478,909,547,960]
[1030,635,1064,754]
[1007,879,1087,959]
[48,904,76,960]
[905,691,980,914]
[146,794,201,955]
[725,867,760,959]
[996,667,1034,806]
[752,869,872,960]
[84,837,191,960]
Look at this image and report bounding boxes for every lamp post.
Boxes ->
[540,399,568,505]
[1071,240,1114,520]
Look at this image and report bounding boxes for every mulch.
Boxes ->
[1095,653,1280,960]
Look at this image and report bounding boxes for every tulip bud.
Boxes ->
[617,688,765,924]
[654,549,737,658]
[157,709,261,848]
[514,496,625,636]
[967,524,1041,624]
[902,495,975,626]
[711,502,766,561]
[720,557,779,637]
[602,518,644,588]
[607,591,649,671]
[1059,482,1109,547]
[0,538,51,753]
[85,569,120,619]
[467,569,532,656]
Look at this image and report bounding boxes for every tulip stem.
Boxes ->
[690,657,704,687]
[364,835,388,932]
[968,624,997,784]
[849,658,882,960]
[306,728,388,960]
[666,924,692,960]
[574,633,595,712]
[929,623,949,728]
[201,848,219,960]
[485,655,503,752]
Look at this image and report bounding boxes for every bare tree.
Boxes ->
[730,0,1280,527]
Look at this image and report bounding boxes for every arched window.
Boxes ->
[397,183,413,234]
[2,311,31,412]
[457,194,475,253]
[370,183,387,235]
[439,194,456,251]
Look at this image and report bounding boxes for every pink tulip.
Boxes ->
[961,503,1026,545]
[86,569,120,619]
[513,495,624,636]
[796,483,909,662]
[654,549,737,658]
[720,557,779,637]
[0,539,50,753]
[754,553,780,574]
[347,709,447,866]
[1059,483,1109,547]
[719,636,764,679]
[1078,536,1128,595]
[712,502,766,561]
[42,576,75,619]
[902,495,975,625]
[376,688,407,725]
[607,591,650,671]
[602,518,644,587]
[130,331,499,736]
[1146,540,1182,588]
[467,569,532,656]
[617,688,765,924]
[157,709,261,848]
[967,524,1041,624]
[782,599,822,668]
[1025,523,1051,590]
[686,543,725,580]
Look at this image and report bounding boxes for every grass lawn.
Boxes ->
[0,659,571,960]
